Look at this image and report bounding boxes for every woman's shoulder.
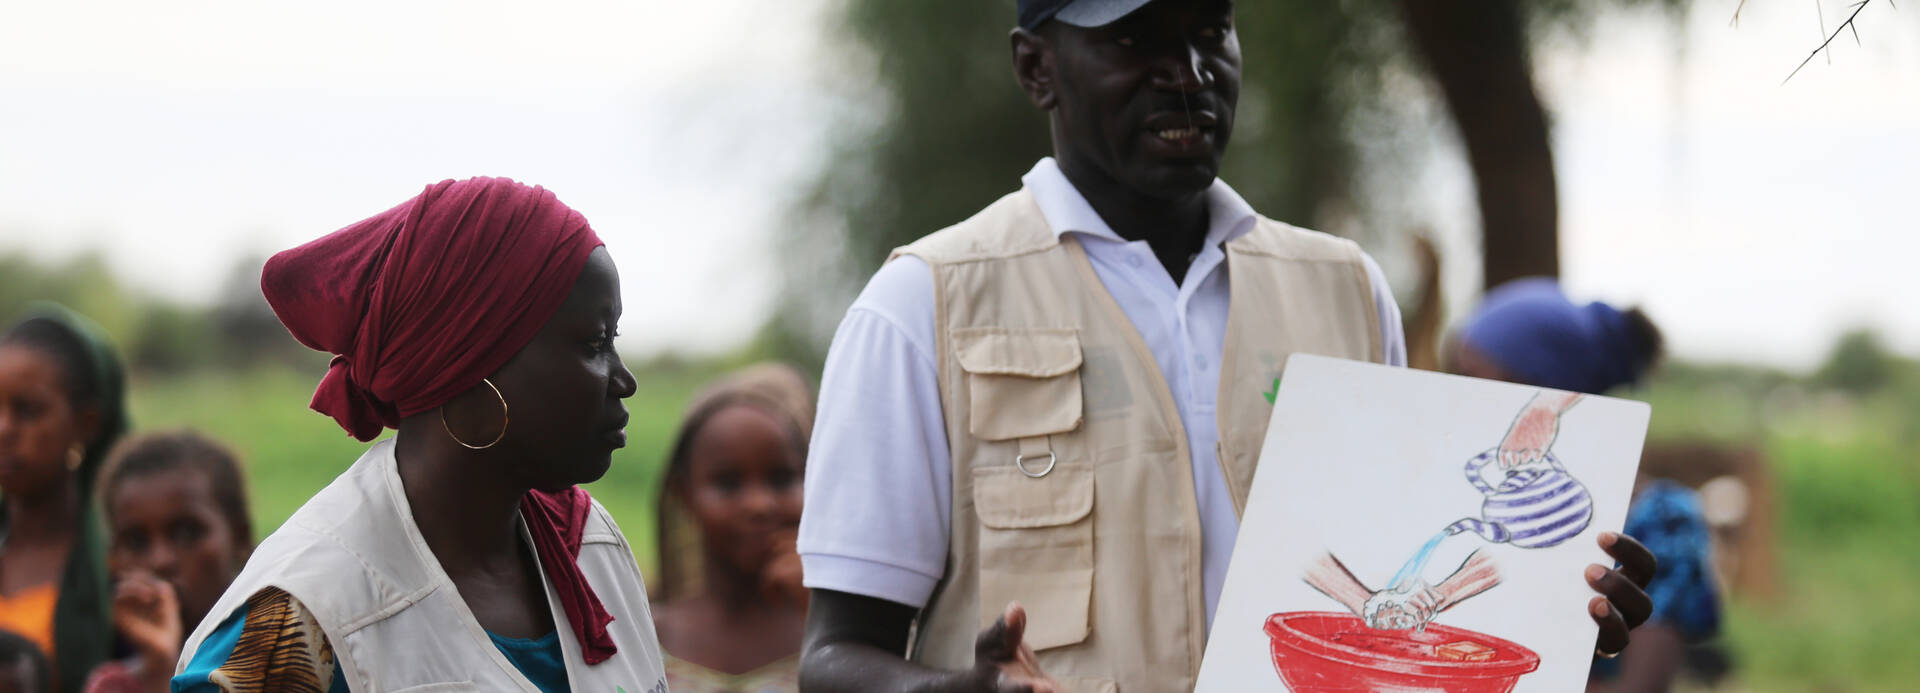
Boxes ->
[578,494,629,543]
[228,517,381,609]
[232,445,439,612]
[574,495,647,571]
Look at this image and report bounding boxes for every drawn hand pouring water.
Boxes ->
[1270,391,1587,692]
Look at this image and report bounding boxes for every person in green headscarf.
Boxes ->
[0,303,128,693]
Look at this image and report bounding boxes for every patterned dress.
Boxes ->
[173,586,575,692]
[172,587,344,693]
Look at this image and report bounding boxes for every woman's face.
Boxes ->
[678,404,804,578]
[106,469,247,632]
[0,345,89,499]
[478,247,637,491]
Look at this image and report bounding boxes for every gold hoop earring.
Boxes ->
[442,378,509,450]
[66,444,84,471]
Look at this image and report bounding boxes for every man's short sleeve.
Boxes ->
[796,256,955,609]
[1361,252,1407,367]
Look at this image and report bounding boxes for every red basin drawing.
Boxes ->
[1265,612,1540,693]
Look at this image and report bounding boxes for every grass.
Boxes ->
[1715,435,1920,691]
[1639,381,1920,692]
[125,365,719,577]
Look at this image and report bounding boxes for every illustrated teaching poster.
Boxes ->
[1195,354,1650,692]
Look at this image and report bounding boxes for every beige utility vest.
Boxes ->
[178,439,669,693]
[894,188,1381,692]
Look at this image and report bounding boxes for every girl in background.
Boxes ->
[0,305,128,693]
[653,363,812,693]
[83,431,253,693]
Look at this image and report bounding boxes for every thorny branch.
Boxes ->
[1784,0,1885,83]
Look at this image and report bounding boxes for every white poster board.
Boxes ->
[1195,354,1649,692]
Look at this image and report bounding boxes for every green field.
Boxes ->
[125,366,1920,690]
[1641,379,1920,692]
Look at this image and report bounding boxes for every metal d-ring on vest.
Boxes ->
[1016,451,1057,478]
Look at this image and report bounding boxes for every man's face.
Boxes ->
[1045,0,1241,198]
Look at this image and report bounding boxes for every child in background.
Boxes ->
[0,630,52,693]
[652,364,812,693]
[82,432,253,693]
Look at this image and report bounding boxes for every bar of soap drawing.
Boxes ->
[1436,640,1498,662]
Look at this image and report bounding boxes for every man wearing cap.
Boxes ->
[796,1,1656,691]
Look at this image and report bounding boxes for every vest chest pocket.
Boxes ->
[972,464,1094,652]
[952,328,1084,442]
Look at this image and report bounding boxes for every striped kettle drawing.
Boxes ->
[1446,449,1593,549]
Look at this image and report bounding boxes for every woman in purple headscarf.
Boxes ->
[1448,277,1662,395]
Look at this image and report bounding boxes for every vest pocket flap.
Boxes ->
[956,329,1085,441]
[973,465,1093,529]
[953,328,1083,377]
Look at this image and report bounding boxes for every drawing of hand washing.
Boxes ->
[1299,390,1588,632]
[1303,550,1502,631]
[1267,392,1592,690]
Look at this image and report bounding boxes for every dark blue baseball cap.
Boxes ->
[1018,0,1156,31]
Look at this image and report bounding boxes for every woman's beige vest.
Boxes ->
[894,189,1381,692]
[178,439,669,693]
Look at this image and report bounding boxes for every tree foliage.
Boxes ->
[1816,328,1903,396]
[0,251,311,374]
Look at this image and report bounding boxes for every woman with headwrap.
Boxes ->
[651,363,812,693]
[0,304,127,693]
[172,177,668,693]
[1447,277,1719,693]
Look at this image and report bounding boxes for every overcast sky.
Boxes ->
[1,0,1913,369]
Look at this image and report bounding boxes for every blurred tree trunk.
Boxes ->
[1396,0,1560,290]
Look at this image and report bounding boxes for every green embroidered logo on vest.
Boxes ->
[1263,377,1280,404]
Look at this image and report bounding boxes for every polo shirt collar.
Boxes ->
[1019,157,1258,249]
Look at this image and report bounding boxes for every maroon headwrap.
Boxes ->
[263,177,602,440]
[262,176,618,663]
